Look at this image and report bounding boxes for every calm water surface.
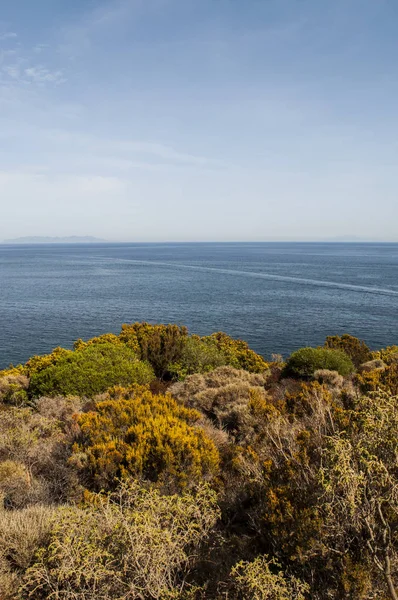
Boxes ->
[0,242,397,369]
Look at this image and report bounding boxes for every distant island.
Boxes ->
[3,236,108,244]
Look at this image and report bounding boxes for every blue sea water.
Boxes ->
[0,242,397,369]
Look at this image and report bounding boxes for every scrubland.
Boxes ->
[1,324,397,599]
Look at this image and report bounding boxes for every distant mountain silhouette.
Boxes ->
[3,236,108,244]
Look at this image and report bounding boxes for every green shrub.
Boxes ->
[29,343,154,398]
[118,323,268,377]
[119,322,189,378]
[284,347,354,378]
[169,337,228,379]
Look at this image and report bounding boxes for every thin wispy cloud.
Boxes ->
[0,32,17,41]
[1,61,66,86]
[16,127,227,172]
[25,66,65,84]
[0,34,66,87]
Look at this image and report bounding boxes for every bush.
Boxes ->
[35,395,83,424]
[313,369,344,387]
[358,359,387,373]
[119,322,189,378]
[119,324,268,377]
[73,333,122,351]
[0,405,80,506]
[200,332,269,373]
[170,367,271,442]
[21,481,219,600]
[0,460,50,509]
[169,337,228,379]
[0,365,25,379]
[72,386,220,490]
[0,407,62,467]
[371,345,398,366]
[324,334,372,368]
[29,343,154,398]
[0,504,53,570]
[0,504,54,598]
[231,555,309,600]
[284,348,354,379]
[24,347,74,376]
[0,375,29,406]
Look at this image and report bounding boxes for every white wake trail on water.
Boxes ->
[102,258,398,298]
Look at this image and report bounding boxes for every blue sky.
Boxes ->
[1,0,397,241]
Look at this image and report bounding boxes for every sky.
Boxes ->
[0,0,397,242]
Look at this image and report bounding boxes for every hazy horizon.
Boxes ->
[3,236,398,245]
[1,0,398,242]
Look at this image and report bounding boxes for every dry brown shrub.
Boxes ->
[0,460,51,509]
[36,395,83,423]
[0,504,54,599]
[313,369,344,388]
[0,405,81,506]
[0,566,18,600]
[197,417,230,451]
[21,480,219,600]
[358,359,387,373]
[0,406,62,464]
[170,367,271,444]
[171,366,268,401]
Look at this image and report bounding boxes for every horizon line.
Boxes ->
[2,239,398,245]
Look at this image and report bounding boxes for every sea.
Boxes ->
[0,242,397,369]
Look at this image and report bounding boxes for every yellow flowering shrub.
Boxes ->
[24,347,74,376]
[355,363,398,395]
[73,332,122,351]
[72,386,220,490]
[371,345,398,365]
[324,334,372,368]
[0,365,25,378]
[200,331,269,373]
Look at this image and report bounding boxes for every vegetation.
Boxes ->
[72,385,220,490]
[21,482,219,600]
[284,346,355,378]
[324,333,372,367]
[169,336,229,379]
[200,331,269,373]
[29,342,154,398]
[0,324,397,599]
[231,556,310,600]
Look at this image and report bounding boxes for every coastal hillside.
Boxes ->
[1,324,397,599]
